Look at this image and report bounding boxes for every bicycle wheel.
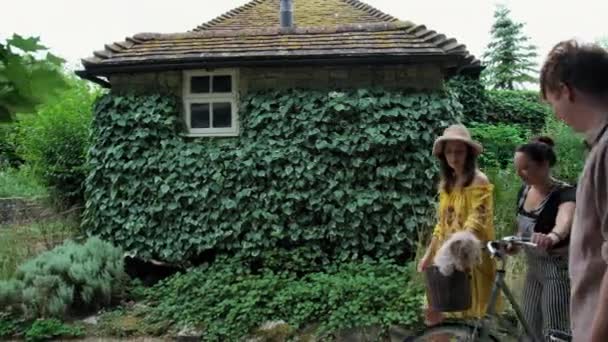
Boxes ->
[405,323,499,341]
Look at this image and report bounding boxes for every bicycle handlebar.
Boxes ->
[486,235,538,257]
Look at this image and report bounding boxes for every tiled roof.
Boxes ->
[194,0,398,31]
[80,0,480,75]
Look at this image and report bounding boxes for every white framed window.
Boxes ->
[182,69,239,136]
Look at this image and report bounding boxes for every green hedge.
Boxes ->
[486,90,549,131]
[448,76,549,131]
[469,123,530,169]
[83,89,462,264]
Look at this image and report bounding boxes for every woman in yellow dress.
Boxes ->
[418,124,501,325]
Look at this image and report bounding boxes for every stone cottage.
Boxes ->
[77,0,481,263]
[78,0,479,137]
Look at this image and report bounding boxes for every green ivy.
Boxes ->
[445,76,489,123]
[143,258,424,341]
[83,89,462,264]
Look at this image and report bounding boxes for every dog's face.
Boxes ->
[449,238,481,270]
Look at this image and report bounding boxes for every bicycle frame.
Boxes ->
[476,252,542,342]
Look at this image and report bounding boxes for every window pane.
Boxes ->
[212,102,232,128]
[191,103,210,128]
[190,76,210,93]
[212,75,232,93]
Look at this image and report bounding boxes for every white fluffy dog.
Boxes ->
[433,231,482,276]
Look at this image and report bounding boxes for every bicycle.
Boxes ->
[406,235,572,342]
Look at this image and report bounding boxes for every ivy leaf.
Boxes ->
[160,184,170,194]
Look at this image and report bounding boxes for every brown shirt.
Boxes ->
[570,120,608,342]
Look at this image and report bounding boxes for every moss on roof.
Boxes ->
[195,0,398,31]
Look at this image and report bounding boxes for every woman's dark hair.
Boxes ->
[438,144,477,193]
[516,136,557,167]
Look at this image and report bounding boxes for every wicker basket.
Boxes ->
[424,266,472,312]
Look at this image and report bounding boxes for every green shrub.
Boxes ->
[24,318,84,342]
[0,124,23,168]
[0,237,126,318]
[15,78,99,205]
[470,123,530,169]
[542,114,585,183]
[84,89,462,265]
[143,258,423,341]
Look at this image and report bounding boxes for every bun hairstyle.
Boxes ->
[533,136,555,147]
[516,136,557,167]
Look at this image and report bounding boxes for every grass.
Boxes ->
[0,166,48,198]
[0,218,79,280]
[488,167,522,239]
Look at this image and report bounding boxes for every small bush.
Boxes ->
[470,123,530,169]
[0,237,126,319]
[24,318,84,342]
[143,258,423,341]
[16,78,100,206]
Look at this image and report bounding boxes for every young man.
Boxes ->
[540,40,608,342]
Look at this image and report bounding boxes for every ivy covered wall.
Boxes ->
[83,88,461,266]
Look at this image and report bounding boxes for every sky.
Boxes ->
[2,0,607,72]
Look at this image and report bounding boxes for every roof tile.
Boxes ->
[81,0,480,74]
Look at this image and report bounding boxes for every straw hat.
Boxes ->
[432,124,483,157]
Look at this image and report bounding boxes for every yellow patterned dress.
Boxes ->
[429,184,502,318]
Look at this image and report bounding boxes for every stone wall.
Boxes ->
[109,71,182,95]
[240,64,444,92]
[108,63,445,96]
[0,197,48,226]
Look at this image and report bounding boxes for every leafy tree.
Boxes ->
[0,34,67,121]
[482,5,538,90]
